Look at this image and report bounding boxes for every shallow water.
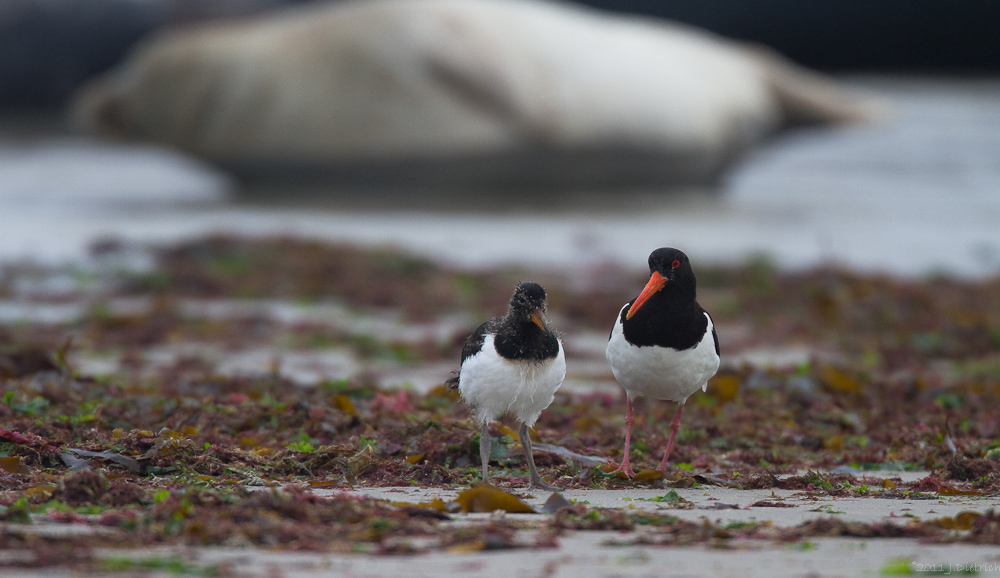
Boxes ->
[2,77,999,277]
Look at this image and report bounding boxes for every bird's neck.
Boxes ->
[494,315,558,361]
[621,290,707,349]
[651,285,698,316]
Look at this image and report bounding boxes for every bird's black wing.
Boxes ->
[609,302,632,340]
[705,310,720,357]
[460,320,492,363]
[445,320,493,390]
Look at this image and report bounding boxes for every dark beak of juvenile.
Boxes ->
[529,309,547,331]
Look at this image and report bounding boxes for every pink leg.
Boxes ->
[611,398,637,477]
[656,403,685,472]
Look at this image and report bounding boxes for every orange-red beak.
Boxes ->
[529,310,547,331]
[626,272,666,320]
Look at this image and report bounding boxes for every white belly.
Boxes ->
[458,334,566,426]
[606,306,720,403]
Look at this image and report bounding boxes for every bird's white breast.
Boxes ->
[458,334,566,427]
[606,306,720,402]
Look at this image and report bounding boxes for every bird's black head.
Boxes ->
[510,282,547,312]
[648,247,695,284]
[508,282,549,331]
[626,247,697,320]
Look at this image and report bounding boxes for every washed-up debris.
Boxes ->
[63,448,142,474]
[454,483,536,514]
[700,502,740,510]
[532,443,610,468]
[0,428,58,453]
[664,476,703,488]
[392,496,454,516]
[0,456,28,474]
[60,452,92,471]
[631,470,664,483]
[52,470,108,507]
[928,511,982,530]
[1,236,1000,566]
[751,500,796,508]
[0,348,59,379]
[345,445,376,476]
[540,492,574,514]
[685,474,743,489]
[137,429,196,460]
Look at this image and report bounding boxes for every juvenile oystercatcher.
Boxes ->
[446,282,565,491]
[606,248,720,477]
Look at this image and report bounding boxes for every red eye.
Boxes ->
[671,259,680,269]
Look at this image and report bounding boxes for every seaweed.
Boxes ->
[0,236,999,567]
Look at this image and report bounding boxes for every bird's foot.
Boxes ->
[529,475,563,492]
[655,452,674,473]
[608,461,637,478]
[656,458,684,477]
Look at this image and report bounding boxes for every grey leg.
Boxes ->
[520,422,562,492]
[480,421,491,484]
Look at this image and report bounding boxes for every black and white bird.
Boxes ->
[446,282,565,491]
[606,248,720,477]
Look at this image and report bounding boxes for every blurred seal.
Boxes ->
[71,0,884,189]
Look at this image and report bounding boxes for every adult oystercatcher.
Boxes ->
[446,282,566,491]
[606,248,720,477]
